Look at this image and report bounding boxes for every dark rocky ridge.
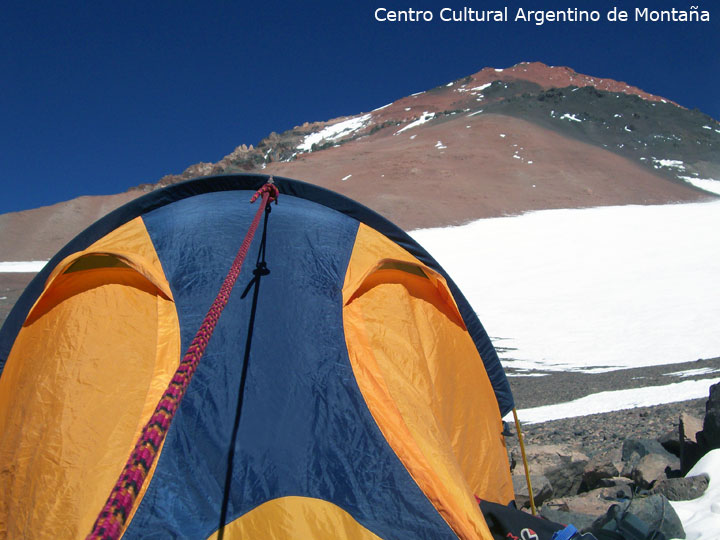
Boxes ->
[483,84,720,188]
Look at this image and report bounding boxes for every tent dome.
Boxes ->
[0,174,514,539]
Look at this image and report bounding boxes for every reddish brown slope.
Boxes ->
[0,192,137,261]
[265,113,706,230]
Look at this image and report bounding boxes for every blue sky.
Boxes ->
[2,0,718,214]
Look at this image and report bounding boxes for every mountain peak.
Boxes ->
[470,61,675,105]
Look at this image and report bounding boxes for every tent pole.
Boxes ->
[512,407,536,515]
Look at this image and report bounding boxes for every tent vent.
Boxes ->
[63,254,131,274]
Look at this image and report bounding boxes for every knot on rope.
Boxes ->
[253,261,270,277]
[250,177,279,205]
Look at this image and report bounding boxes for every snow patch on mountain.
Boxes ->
[560,113,582,122]
[395,112,435,134]
[298,114,371,152]
[679,177,720,196]
[653,158,685,170]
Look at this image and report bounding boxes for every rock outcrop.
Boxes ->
[508,385,720,538]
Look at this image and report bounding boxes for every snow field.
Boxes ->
[297,114,371,152]
[412,200,720,374]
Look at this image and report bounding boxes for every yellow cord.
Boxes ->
[512,407,537,515]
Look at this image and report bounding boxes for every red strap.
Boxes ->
[87,180,279,540]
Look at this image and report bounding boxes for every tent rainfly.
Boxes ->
[0,175,516,539]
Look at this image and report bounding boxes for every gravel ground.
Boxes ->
[0,273,35,328]
[504,356,720,457]
[505,398,708,459]
[506,357,720,409]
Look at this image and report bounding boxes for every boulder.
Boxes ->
[621,438,680,481]
[542,486,623,517]
[658,426,680,456]
[513,474,553,509]
[582,448,622,490]
[593,481,633,501]
[701,382,720,449]
[597,476,634,492]
[679,412,705,475]
[629,494,685,539]
[622,438,677,462]
[591,495,685,540]
[621,450,643,479]
[650,473,710,501]
[632,453,673,489]
[512,444,589,498]
[684,384,720,473]
[680,440,705,476]
[539,506,597,532]
[680,412,703,444]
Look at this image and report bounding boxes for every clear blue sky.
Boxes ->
[2,0,718,214]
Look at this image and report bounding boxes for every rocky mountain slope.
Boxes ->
[1,62,718,262]
[140,62,719,228]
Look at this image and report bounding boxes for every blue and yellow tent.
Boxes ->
[0,175,515,539]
